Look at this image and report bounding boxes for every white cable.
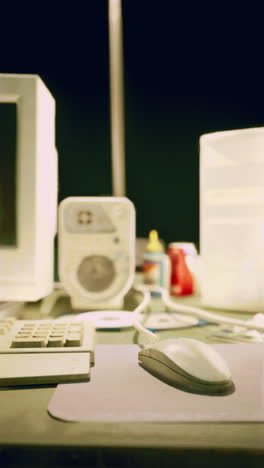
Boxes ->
[42,282,264,336]
[39,283,68,317]
[141,284,264,333]
[131,285,158,343]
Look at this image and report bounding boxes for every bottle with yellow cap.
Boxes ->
[143,230,170,296]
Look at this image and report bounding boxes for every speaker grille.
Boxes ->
[77,255,116,292]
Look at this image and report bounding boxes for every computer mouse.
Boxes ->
[138,338,234,395]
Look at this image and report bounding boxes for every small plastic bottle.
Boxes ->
[143,230,170,296]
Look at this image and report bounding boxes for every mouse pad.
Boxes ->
[48,344,264,422]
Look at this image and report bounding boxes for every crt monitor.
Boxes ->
[0,74,58,302]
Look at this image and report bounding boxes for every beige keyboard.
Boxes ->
[0,318,95,386]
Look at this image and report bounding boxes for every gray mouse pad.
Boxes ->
[48,344,264,422]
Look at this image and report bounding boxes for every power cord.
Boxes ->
[39,283,264,338]
[132,284,264,341]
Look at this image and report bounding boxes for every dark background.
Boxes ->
[1,1,264,248]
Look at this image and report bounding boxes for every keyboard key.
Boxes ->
[15,334,31,339]
[33,334,48,338]
[47,337,65,347]
[11,338,47,348]
[18,330,33,336]
[68,325,83,333]
[65,333,82,347]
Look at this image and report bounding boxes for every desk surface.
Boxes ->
[0,293,264,467]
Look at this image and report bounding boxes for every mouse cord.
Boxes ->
[140,285,264,333]
[131,285,158,344]
[39,282,68,317]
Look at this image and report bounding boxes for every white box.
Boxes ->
[200,127,264,312]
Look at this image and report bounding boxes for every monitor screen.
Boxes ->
[0,103,17,247]
[0,74,57,302]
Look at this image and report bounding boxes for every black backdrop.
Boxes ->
[2,1,264,248]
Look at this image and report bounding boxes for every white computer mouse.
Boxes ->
[138,337,234,395]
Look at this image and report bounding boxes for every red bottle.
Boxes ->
[167,243,194,296]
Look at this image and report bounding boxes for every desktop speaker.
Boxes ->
[58,196,135,310]
[200,127,264,313]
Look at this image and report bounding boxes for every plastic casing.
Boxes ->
[58,197,135,310]
[0,74,58,301]
[200,127,264,312]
